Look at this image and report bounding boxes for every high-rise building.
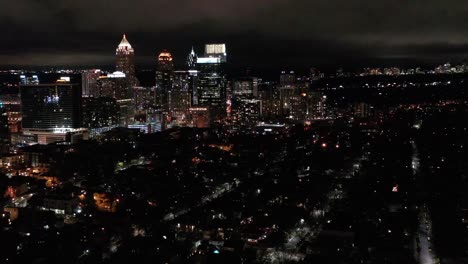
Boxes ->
[115,34,139,89]
[258,82,281,119]
[96,71,129,99]
[21,83,81,130]
[205,44,227,63]
[187,47,198,69]
[81,70,101,97]
[155,50,174,112]
[0,106,9,154]
[231,77,261,125]
[0,94,22,133]
[231,99,262,126]
[133,86,154,111]
[20,82,86,144]
[20,75,39,85]
[280,71,296,86]
[168,71,192,123]
[196,44,228,120]
[280,84,313,121]
[82,97,120,129]
[233,77,258,99]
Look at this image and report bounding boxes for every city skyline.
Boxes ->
[1,2,468,263]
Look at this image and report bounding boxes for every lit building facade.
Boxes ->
[21,83,81,130]
[115,34,139,91]
[20,83,86,144]
[196,44,228,120]
[168,71,193,123]
[0,106,9,154]
[155,50,174,112]
[81,70,101,97]
[82,97,120,129]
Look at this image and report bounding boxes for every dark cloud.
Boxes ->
[1,0,468,67]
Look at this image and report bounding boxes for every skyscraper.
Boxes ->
[196,44,227,120]
[168,71,192,123]
[115,34,138,89]
[20,82,86,144]
[231,77,261,125]
[82,97,120,136]
[187,47,198,69]
[155,50,174,112]
[205,44,227,63]
[21,84,81,130]
[81,70,101,97]
[0,106,9,154]
[233,77,258,99]
[280,71,296,87]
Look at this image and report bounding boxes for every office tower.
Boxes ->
[155,50,174,112]
[96,71,128,99]
[20,82,86,144]
[196,44,227,120]
[20,75,39,85]
[280,71,296,86]
[115,34,139,89]
[82,97,120,136]
[187,47,198,69]
[280,84,313,121]
[231,99,262,125]
[308,92,328,120]
[133,86,154,111]
[0,94,21,133]
[231,77,260,125]
[168,71,193,123]
[81,70,101,97]
[0,106,9,154]
[233,77,258,99]
[21,83,81,130]
[94,72,136,126]
[205,44,227,63]
[258,82,281,119]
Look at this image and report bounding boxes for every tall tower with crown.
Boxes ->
[115,34,138,90]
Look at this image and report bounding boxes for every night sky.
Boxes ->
[1,0,468,69]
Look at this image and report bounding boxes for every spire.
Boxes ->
[187,46,197,69]
[116,34,134,54]
[118,34,132,49]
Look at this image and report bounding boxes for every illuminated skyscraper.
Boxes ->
[168,71,192,123]
[280,71,296,86]
[157,50,174,71]
[155,50,174,112]
[205,44,227,63]
[115,34,138,89]
[20,82,87,144]
[187,47,198,69]
[82,97,120,134]
[0,106,9,154]
[196,44,227,120]
[81,70,101,97]
[21,83,81,130]
[233,77,258,99]
[231,77,261,125]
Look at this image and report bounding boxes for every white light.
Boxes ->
[107,71,126,78]
[197,57,220,63]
